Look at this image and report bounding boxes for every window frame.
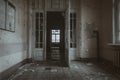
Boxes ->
[113,0,120,43]
[35,12,44,48]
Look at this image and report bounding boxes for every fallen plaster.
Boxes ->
[8,67,35,80]
[86,63,94,66]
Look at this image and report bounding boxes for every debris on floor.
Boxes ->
[8,71,24,80]
[70,64,79,69]
[105,76,109,80]
[8,68,36,80]
[18,65,26,70]
[74,65,79,69]
[23,68,35,72]
[51,69,58,72]
[18,63,35,70]
[97,72,106,76]
[45,67,52,70]
[8,62,120,80]
[86,63,93,66]
[36,64,39,66]
[44,67,58,72]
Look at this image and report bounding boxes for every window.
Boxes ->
[51,30,60,43]
[35,12,44,48]
[0,0,6,30]
[70,13,76,48]
[0,0,15,32]
[113,0,120,43]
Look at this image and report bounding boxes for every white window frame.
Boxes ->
[113,0,120,43]
[70,12,76,48]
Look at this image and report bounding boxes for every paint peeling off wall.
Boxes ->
[80,0,101,58]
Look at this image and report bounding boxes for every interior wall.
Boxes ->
[99,0,113,61]
[0,0,29,73]
[80,0,101,58]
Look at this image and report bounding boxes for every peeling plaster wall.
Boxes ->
[79,0,113,61]
[80,0,101,58]
[0,0,28,73]
[99,0,113,61]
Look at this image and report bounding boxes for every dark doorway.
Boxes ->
[46,12,65,65]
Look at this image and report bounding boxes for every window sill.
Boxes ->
[108,43,120,49]
[108,43,120,46]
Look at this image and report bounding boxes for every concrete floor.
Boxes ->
[8,61,120,80]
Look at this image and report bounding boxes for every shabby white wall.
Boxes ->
[0,0,29,73]
[80,0,114,62]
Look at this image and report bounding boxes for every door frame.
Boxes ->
[30,9,69,65]
[46,11,65,61]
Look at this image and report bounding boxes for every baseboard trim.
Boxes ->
[72,58,98,62]
[0,58,32,80]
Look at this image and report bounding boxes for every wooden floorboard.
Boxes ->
[8,61,120,80]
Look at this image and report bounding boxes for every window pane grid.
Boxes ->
[35,12,44,48]
[52,30,60,43]
[70,13,76,48]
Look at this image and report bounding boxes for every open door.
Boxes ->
[46,12,66,65]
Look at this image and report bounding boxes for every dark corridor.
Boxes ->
[46,12,66,65]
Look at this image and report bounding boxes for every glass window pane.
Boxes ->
[40,13,43,17]
[56,35,60,42]
[70,13,76,48]
[70,43,72,48]
[52,30,55,34]
[36,18,39,29]
[40,19,43,30]
[52,35,56,42]
[36,31,39,42]
[40,31,43,42]
[35,43,38,48]
[40,43,43,48]
[36,12,39,17]
[55,30,60,34]
[118,32,120,41]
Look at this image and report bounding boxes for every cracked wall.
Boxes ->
[80,0,101,58]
